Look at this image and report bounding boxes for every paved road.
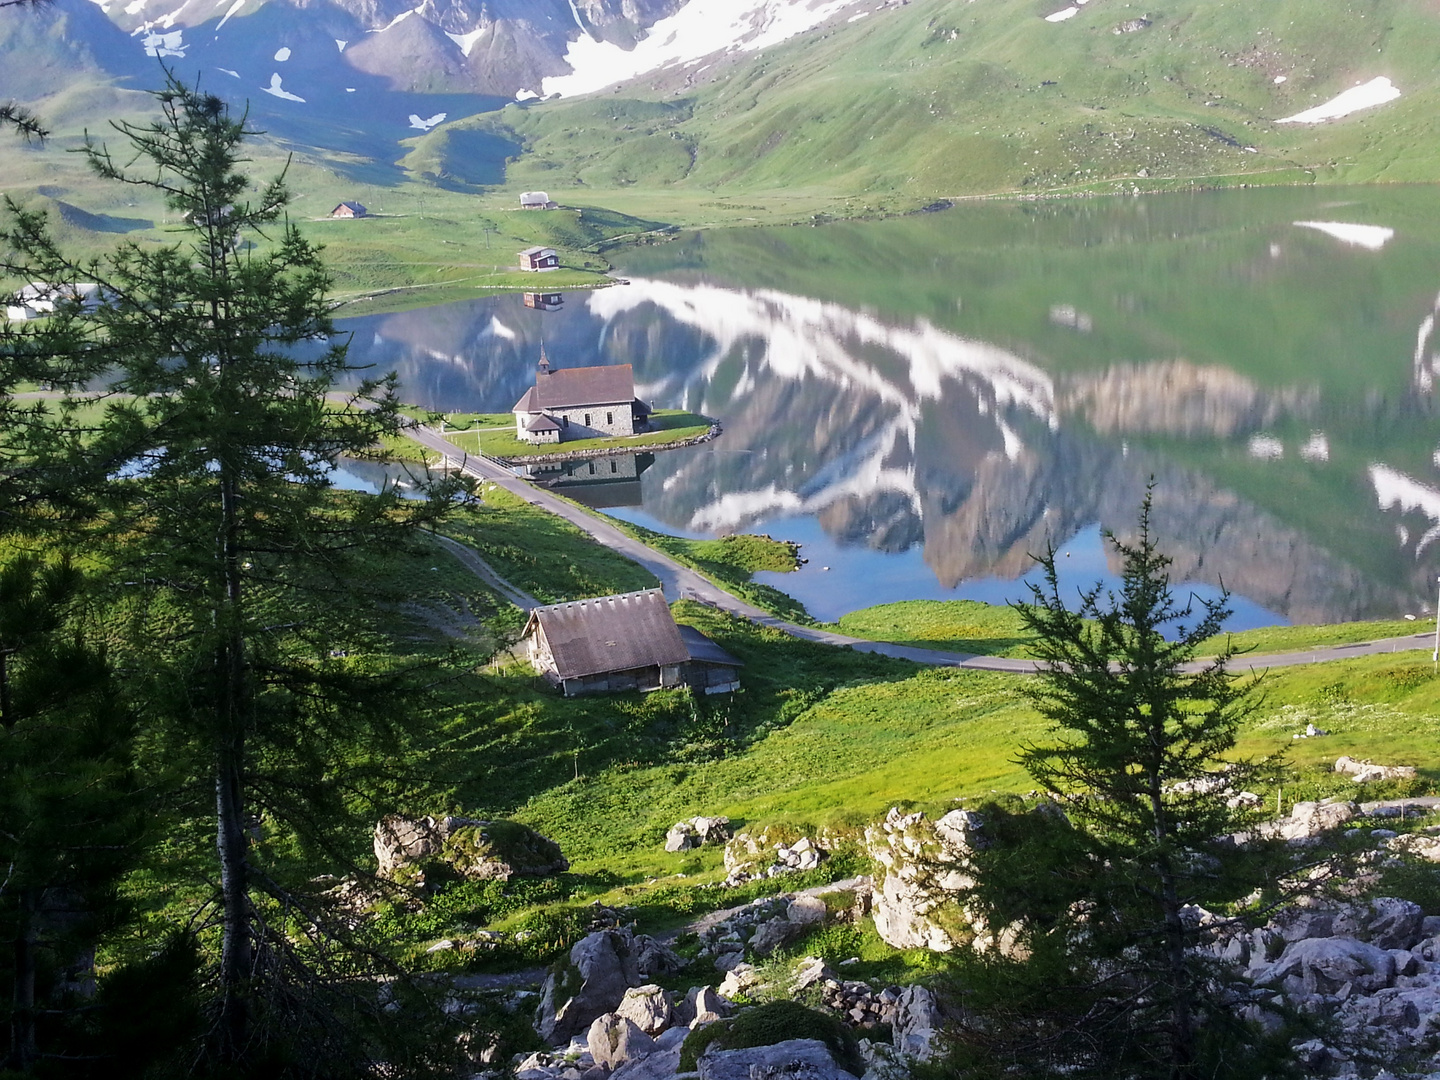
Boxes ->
[408,424,1435,675]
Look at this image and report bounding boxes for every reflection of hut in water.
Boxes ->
[524,292,564,311]
[519,452,653,509]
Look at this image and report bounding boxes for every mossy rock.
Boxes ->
[678,1001,861,1073]
[444,818,569,882]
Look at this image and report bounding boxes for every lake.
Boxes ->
[337,186,1440,626]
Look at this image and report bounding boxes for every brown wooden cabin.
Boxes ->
[521,590,741,697]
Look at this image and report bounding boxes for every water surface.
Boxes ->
[337,187,1440,626]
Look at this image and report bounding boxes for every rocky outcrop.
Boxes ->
[698,1038,859,1080]
[891,986,943,1062]
[1258,799,1358,843]
[535,928,682,1043]
[723,830,827,886]
[1335,756,1419,784]
[374,814,567,882]
[865,807,984,952]
[666,816,732,852]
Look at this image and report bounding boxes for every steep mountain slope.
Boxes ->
[419,0,1440,201]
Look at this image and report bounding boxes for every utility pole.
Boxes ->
[1433,575,1440,672]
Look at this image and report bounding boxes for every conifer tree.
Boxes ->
[3,73,467,1071]
[950,488,1294,1080]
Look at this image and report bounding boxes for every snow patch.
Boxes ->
[1372,464,1440,555]
[217,67,239,77]
[1277,77,1399,124]
[542,0,853,99]
[515,89,539,102]
[262,73,304,102]
[484,316,516,341]
[215,0,244,31]
[153,0,190,29]
[444,25,487,57]
[273,46,291,61]
[335,38,347,51]
[123,0,148,14]
[1299,432,1330,463]
[1293,221,1395,251]
[1247,434,1283,460]
[408,112,446,130]
[566,0,587,34]
[142,29,186,57]
[847,10,869,20]
[1044,6,1079,21]
[372,7,418,33]
[1273,75,1287,85]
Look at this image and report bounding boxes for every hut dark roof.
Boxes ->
[333,200,367,215]
[532,364,635,409]
[525,590,689,680]
[526,414,561,433]
[677,624,742,668]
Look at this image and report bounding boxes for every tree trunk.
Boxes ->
[9,887,37,1071]
[1148,764,1194,1080]
[214,469,251,1062]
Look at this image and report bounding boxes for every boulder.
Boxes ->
[858,1040,910,1080]
[792,956,834,993]
[616,984,673,1036]
[777,837,823,871]
[374,814,567,882]
[1332,897,1426,952]
[1251,936,1397,998]
[788,896,829,927]
[698,1038,859,1080]
[718,963,761,1000]
[694,816,732,845]
[1389,834,1440,863]
[665,821,700,852]
[374,814,443,875]
[750,916,804,957]
[634,935,685,978]
[1262,799,1357,843]
[587,1013,657,1071]
[610,1045,682,1080]
[537,929,645,1044]
[892,986,943,1061]
[1335,756,1418,784]
[689,985,732,1028]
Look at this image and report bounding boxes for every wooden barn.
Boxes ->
[330,201,368,218]
[521,590,741,697]
[518,246,559,272]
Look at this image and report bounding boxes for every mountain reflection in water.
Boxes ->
[337,189,1440,626]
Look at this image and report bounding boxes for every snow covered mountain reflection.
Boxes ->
[338,267,1437,625]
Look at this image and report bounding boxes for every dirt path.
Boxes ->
[409,424,1435,676]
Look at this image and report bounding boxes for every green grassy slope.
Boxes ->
[426,0,1440,207]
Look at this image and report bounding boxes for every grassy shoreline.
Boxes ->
[438,410,715,461]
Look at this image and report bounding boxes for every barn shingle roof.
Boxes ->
[526,589,690,680]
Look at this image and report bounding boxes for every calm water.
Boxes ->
[337,187,1440,626]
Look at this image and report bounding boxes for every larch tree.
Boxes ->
[3,73,468,1072]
